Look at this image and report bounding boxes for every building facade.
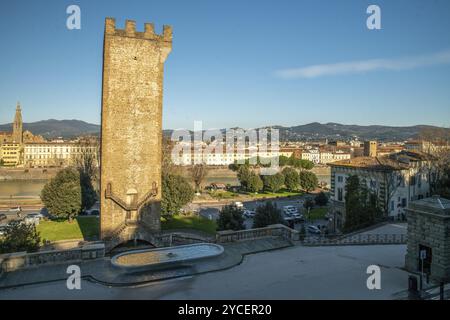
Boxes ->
[24,141,98,168]
[0,143,22,166]
[0,103,46,167]
[329,151,436,230]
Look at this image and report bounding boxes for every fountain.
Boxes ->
[111,243,224,272]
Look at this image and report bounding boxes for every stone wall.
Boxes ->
[405,209,450,281]
[0,167,58,181]
[216,224,299,243]
[0,242,105,273]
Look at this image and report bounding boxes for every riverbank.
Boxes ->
[0,168,58,181]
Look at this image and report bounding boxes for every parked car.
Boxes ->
[0,225,6,236]
[283,205,299,216]
[27,212,44,220]
[243,209,256,218]
[0,213,7,222]
[291,212,304,220]
[307,225,321,234]
[24,213,40,225]
[233,201,244,209]
[8,206,21,213]
[81,208,100,216]
[89,209,100,216]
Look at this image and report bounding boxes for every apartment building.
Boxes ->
[329,150,436,230]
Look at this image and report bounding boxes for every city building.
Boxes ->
[24,141,98,168]
[0,103,46,167]
[405,140,450,154]
[279,147,302,159]
[0,143,22,166]
[301,149,320,164]
[329,150,437,230]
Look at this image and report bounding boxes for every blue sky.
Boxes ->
[0,0,449,129]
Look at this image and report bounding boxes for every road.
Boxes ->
[198,196,329,232]
[0,208,44,225]
[0,244,409,300]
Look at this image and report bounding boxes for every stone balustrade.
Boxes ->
[0,242,105,273]
[216,224,299,243]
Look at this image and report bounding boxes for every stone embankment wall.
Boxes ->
[0,168,59,181]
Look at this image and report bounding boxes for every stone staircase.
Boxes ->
[105,220,161,252]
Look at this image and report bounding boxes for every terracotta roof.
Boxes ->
[328,150,434,171]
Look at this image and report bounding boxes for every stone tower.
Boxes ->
[363,140,377,157]
[100,18,172,247]
[13,102,23,144]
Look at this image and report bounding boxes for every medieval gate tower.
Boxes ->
[100,18,172,247]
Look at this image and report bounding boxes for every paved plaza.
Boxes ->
[0,244,409,300]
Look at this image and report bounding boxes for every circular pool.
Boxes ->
[111,243,224,272]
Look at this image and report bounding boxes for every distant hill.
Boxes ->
[275,122,448,142]
[0,119,100,139]
[164,123,448,142]
[0,119,447,141]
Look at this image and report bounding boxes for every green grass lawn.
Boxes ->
[240,189,303,199]
[208,190,239,200]
[36,216,99,242]
[161,215,217,235]
[307,207,329,220]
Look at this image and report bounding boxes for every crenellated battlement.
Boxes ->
[105,17,172,43]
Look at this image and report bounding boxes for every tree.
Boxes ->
[282,167,299,191]
[343,175,382,232]
[217,205,245,231]
[418,127,450,194]
[262,173,285,193]
[247,172,263,193]
[299,171,318,192]
[161,173,194,216]
[344,175,362,232]
[436,166,450,199]
[314,191,328,206]
[237,165,252,190]
[253,201,284,228]
[189,164,208,193]
[278,155,290,167]
[0,221,41,254]
[162,136,174,174]
[228,162,239,172]
[299,159,314,170]
[74,139,98,211]
[40,167,82,221]
[303,197,315,220]
[303,197,315,211]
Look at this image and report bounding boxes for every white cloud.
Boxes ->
[275,49,450,79]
